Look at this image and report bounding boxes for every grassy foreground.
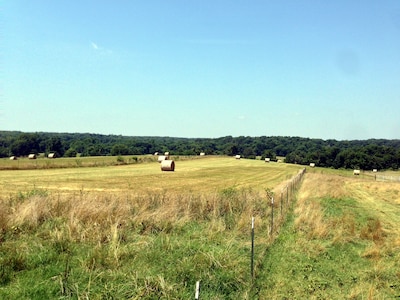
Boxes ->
[0,156,301,299]
[254,169,400,299]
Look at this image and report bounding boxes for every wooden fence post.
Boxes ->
[286,185,289,207]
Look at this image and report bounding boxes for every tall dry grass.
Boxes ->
[3,187,273,245]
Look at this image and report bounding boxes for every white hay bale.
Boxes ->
[154,152,159,156]
[161,160,175,171]
[164,152,170,156]
[10,156,17,160]
[309,163,315,168]
[200,152,205,156]
[157,155,167,163]
[235,155,241,159]
[28,154,36,159]
[353,169,360,175]
[48,153,57,158]
[372,169,378,173]
[265,158,270,163]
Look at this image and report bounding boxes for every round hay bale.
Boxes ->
[161,160,175,171]
[10,156,17,160]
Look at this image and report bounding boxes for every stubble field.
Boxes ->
[0,156,300,197]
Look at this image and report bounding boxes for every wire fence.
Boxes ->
[252,168,306,279]
[268,168,306,237]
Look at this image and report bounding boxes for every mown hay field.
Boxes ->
[0,156,301,198]
[0,154,138,170]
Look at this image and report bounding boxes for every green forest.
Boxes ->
[1,131,400,170]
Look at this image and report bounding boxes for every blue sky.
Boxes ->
[2,1,400,140]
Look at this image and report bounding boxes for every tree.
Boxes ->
[11,133,40,156]
[64,148,78,157]
[224,143,239,156]
[243,147,256,159]
[262,150,276,161]
[111,144,130,156]
[46,137,65,156]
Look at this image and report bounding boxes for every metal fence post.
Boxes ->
[251,217,255,280]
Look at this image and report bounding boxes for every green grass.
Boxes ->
[254,210,373,299]
[0,223,250,299]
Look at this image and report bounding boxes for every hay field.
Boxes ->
[0,155,136,170]
[0,156,301,198]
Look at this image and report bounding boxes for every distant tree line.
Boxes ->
[1,131,400,170]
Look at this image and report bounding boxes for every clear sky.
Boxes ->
[2,1,400,140]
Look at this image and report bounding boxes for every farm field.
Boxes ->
[0,156,300,198]
[0,154,159,170]
[0,156,303,299]
[1,157,399,298]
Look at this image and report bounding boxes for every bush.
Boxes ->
[116,156,125,164]
[64,148,78,157]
